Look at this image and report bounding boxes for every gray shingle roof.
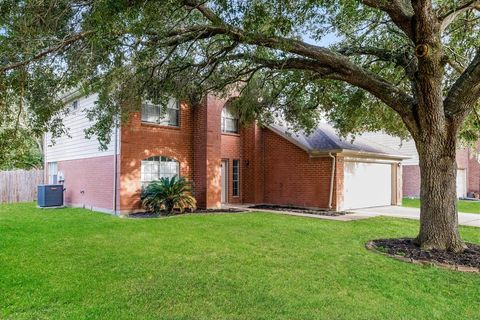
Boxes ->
[268,122,410,159]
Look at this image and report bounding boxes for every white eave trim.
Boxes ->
[58,87,83,103]
[338,150,411,161]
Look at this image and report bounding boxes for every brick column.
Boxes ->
[468,142,480,194]
[193,95,222,208]
[242,124,265,204]
[334,156,344,211]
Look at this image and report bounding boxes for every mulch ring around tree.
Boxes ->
[128,208,247,219]
[366,238,480,273]
[249,204,351,216]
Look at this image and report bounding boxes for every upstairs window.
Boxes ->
[141,156,179,187]
[221,103,239,133]
[141,98,179,127]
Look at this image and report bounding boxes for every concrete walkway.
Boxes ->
[226,204,480,227]
[351,206,480,227]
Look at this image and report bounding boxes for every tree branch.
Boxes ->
[444,50,480,119]
[2,1,418,135]
[162,24,416,115]
[338,46,417,77]
[0,31,94,73]
[276,58,413,122]
[192,52,416,130]
[410,0,439,42]
[167,1,419,130]
[182,0,223,25]
[151,25,227,46]
[446,57,466,74]
[361,0,415,39]
[438,0,480,31]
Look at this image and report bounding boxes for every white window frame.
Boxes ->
[232,159,240,197]
[48,162,58,184]
[221,103,239,133]
[141,98,180,127]
[141,156,180,187]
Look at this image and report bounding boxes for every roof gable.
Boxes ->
[268,123,410,160]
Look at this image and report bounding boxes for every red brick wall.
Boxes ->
[221,132,242,204]
[119,102,194,212]
[403,165,421,197]
[242,124,265,204]
[403,148,474,197]
[468,142,480,194]
[192,95,244,207]
[204,96,223,208]
[334,157,344,210]
[56,155,117,212]
[262,129,336,209]
[119,95,236,212]
[121,94,422,211]
[193,98,208,208]
[193,95,223,208]
[457,148,469,169]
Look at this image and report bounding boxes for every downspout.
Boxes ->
[328,152,336,210]
[113,116,119,215]
[43,134,47,184]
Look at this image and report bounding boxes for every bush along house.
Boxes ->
[44,92,409,215]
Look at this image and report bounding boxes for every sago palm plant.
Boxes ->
[141,176,197,215]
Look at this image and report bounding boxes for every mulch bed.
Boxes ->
[128,208,246,218]
[249,204,351,216]
[366,238,480,273]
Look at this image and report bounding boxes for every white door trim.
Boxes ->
[221,160,228,203]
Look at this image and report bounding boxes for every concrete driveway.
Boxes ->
[351,206,480,227]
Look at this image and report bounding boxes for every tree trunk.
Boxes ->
[415,134,466,252]
[166,200,175,215]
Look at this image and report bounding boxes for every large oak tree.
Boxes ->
[1,1,479,251]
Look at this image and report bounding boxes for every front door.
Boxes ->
[221,160,228,203]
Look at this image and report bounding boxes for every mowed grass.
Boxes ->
[1,203,479,320]
[403,197,480,214]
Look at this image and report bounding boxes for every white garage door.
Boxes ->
[343,161,392,210]
[456,169,467,198]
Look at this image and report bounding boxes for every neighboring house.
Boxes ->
[361,132,480,198]
[44,93,408,214]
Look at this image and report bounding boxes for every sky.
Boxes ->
[303,31,341,47]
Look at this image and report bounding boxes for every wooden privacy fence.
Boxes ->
[0,169,44,203]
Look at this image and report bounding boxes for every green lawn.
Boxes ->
[403,197,480,214]
[1,203,479,320]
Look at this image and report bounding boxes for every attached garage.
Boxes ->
[267,123,409,211]
[342,160,396,210]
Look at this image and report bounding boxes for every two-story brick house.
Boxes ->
[44,92,408,214]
